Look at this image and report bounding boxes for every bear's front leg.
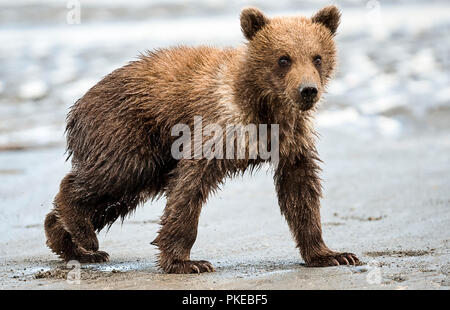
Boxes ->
[152,159,227,273]
[274,153,359,266]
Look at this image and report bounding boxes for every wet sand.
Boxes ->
[1,126,448,290]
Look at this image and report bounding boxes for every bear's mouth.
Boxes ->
[298,98,317,111]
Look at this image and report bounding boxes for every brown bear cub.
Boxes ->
[45,6,359,273]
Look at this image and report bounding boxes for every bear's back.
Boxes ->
[64,46,239,171]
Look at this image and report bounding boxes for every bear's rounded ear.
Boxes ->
[311,5,341,36]
[240,7,270,40]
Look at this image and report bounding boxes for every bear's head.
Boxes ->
[240,6,340,112]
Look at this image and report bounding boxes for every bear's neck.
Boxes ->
[229,52,276,125]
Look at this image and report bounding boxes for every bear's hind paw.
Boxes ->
[64,250,110,264]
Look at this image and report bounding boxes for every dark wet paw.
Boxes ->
[307,252,360,267]
[71,250,110,263]
[165,260,215,274]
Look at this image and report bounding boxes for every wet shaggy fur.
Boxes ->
[45,6,359,273]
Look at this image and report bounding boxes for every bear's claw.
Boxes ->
[165,260,215,274]
[307,252,360,267]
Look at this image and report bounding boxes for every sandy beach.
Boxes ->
[1,124,449,289]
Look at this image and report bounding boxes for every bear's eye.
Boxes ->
[278,55,292,68]
[313,55,322,67]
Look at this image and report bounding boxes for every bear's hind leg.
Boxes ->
[45,173,109,263]
[44,207,109,263]
[44,209,78,260]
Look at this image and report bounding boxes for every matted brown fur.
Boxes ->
[44,6,359,273]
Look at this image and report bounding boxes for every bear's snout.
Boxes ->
[298,83,318,111]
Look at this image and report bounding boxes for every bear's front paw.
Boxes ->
[164,260,215,274]
[307,252,360,267]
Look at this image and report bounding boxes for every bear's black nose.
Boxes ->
[299,84,318,101]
